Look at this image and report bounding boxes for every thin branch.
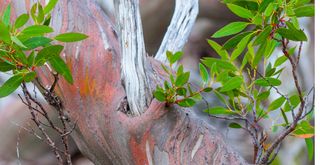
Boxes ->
[208,115,246,121]
[255,70,296,118]
[259,38,306,164]
[21,83,64,165]
[50,73,59,92]
[296,41,303,65]
[155,0,199,65]
[267,143,282,164]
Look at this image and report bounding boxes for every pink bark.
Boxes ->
[3,0,248,164]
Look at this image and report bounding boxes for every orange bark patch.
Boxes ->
[79,67,95,96]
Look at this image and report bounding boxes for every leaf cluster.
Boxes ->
[153,51,213,107]
[0,0,88,98]
[155,0,314,162]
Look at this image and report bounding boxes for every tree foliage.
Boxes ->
[154,0,314,164]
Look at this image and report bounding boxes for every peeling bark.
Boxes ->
[113,0,152,116]
[155,0,199,65]
[3,0,248,164]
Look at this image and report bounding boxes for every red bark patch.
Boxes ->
[129,131,155,165]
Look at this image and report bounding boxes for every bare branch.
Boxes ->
[21,83,64,165]
[266,143,282,164]
[296,41,303,65]
[155,0,199,65]
[208,115,246,121]
[113,0,152,116]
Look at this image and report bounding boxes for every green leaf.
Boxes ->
[15,51,28,65]
[23,71,36,82]
[258,0,274,13]
[164,81,170,90]
[23,36,52,49]
[265,40,279,58]
[177,98,196,107]
[252,41,267,67]
[201,58,237,71]
[276,27,307,41]
[213,90,228,105]
[253,26,272,46]
[207,40,229,59]
[35,45,64,66]
[231,33,252,61]
[176,88,187,96]
[268,96,286,111]
[291,16,300,29]
[305,138,314,161]
[11,36,27,48]
[153,90,166,102]
[199,63,209,84]
[227,4,254,19]
[295,0,311,6]
[0,61,15,72]
[203,87,213,92]
[252,14,263,25]
[294,5,314,17]
[30,3,44,24]
[191,93,202,101]
[14,14,29,29]
[284,95,301,112]
[36,4,45,23]
[177,65,184,76]
[212,22,249,38]
[54,32,88,42]
[255,77,281,86]
[240,51,250,70]
[43,15,51,26]
[21,25,54,35]
[168,51,183,64]
[49,56,73,84]
[274,55,288,67]
[229,123,242,129]
[265,68,276,77]
[216,71,230,83]
[27,51,35,67]
[166,51,173,63]
[175,72,190,87]
[187,83,194,96]
[264,3,274,17]
[0,20,11,43]
[257,91,270,101]
[223,31,252,50]
[292,121,314,138]
[2,4,11,26]
[280,108,289,125]
[30,3,40,23]
[220,76,243,92]
[204,106,237,115]
[0,74,23,98]
[44,0,59,14]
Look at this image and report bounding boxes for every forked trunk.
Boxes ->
[3,0,248,164]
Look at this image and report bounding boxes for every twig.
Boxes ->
[267,143,282,164]
[255,70,296,119]
[50,73,59,92]
[16,128,21,165]
[259,37,306,164]
[21,83,64,165]
[296,41,303,65]
[208,115,246,121]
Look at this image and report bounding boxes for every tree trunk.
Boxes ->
[4,0,248,164]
